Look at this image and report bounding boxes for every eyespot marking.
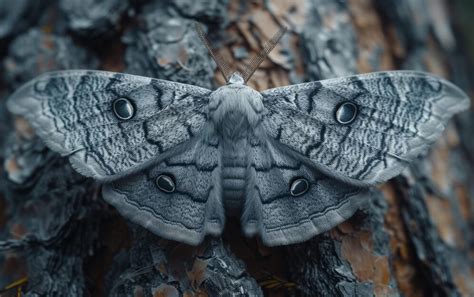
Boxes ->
[290,178,309,197]
[113,98,135,120]
[156,174,176,193]
[335,101,358,125]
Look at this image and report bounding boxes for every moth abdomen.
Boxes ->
[222,154,248,216]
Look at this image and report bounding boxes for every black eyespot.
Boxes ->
[335,102,358,125]
[290,178,309,197]
[156,174,175,193]
[113,98,135,120]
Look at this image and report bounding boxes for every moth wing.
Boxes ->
[261,71,470,186]
[242,137,368,246]
[103,135,224,245]
[7,70,212,181]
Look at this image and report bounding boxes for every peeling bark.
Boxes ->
[0,0,472,296]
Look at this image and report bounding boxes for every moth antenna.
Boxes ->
[241,25,288,83]
[195,22,233,82]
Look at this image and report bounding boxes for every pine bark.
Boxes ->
[0,0,472,296]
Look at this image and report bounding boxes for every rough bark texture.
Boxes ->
[0,0,472,296]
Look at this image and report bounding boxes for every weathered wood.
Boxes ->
[0,0,472,296]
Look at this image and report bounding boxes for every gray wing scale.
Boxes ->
[7,70,212,180]
[103,136,224,246]
[242,138,367,246]
[261,71,470,185]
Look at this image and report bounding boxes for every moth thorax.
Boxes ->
[219,111,251,140]
[209,86,264,129]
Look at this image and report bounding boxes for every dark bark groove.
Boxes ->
[0,0,472,296]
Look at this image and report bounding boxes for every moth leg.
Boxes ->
[203,167,226,236]
[241,167,263,237]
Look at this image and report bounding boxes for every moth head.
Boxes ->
[228,72,244,85]
[195,22,287,85]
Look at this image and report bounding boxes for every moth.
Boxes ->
[6,25,470,246]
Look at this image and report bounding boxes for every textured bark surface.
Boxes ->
[0,0,472,296]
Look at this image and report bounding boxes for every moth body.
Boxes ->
[208,73,264,216]
[6,69,469,246]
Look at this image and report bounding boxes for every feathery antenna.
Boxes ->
[195,22,233,82]
[241,26,288,83]
[195,22,288,84]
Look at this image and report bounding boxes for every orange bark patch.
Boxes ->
[157,262,168,276]
[10,223,28,239]
[187,258,209,289]
[428,125,462,195]
[334,222,393,296]
[134,286,144,297]
[41,35,55,50]
[247,69,270,91]
[455,184,470,221]
[236,21,260,52]
[452,266,474,296]
[14,117,35,139]
[385,25,405,60]
[287,33,305,79]
[424,35,448,78]
[382,183,426,297]
[425,194,464,249]
[152,284,179,297]
[1,254,27,280]
[252,10,281,39]
[427,147,468,262]
[347,0,394,72]
[183,289,209,297]
[4,157,19,176]
[429,138,450,192]
[178,46,189,68]
[100,41,125,72]
[157,57,172,67]
[267,0,307,31]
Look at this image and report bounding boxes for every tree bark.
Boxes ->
[0,0,472,296]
